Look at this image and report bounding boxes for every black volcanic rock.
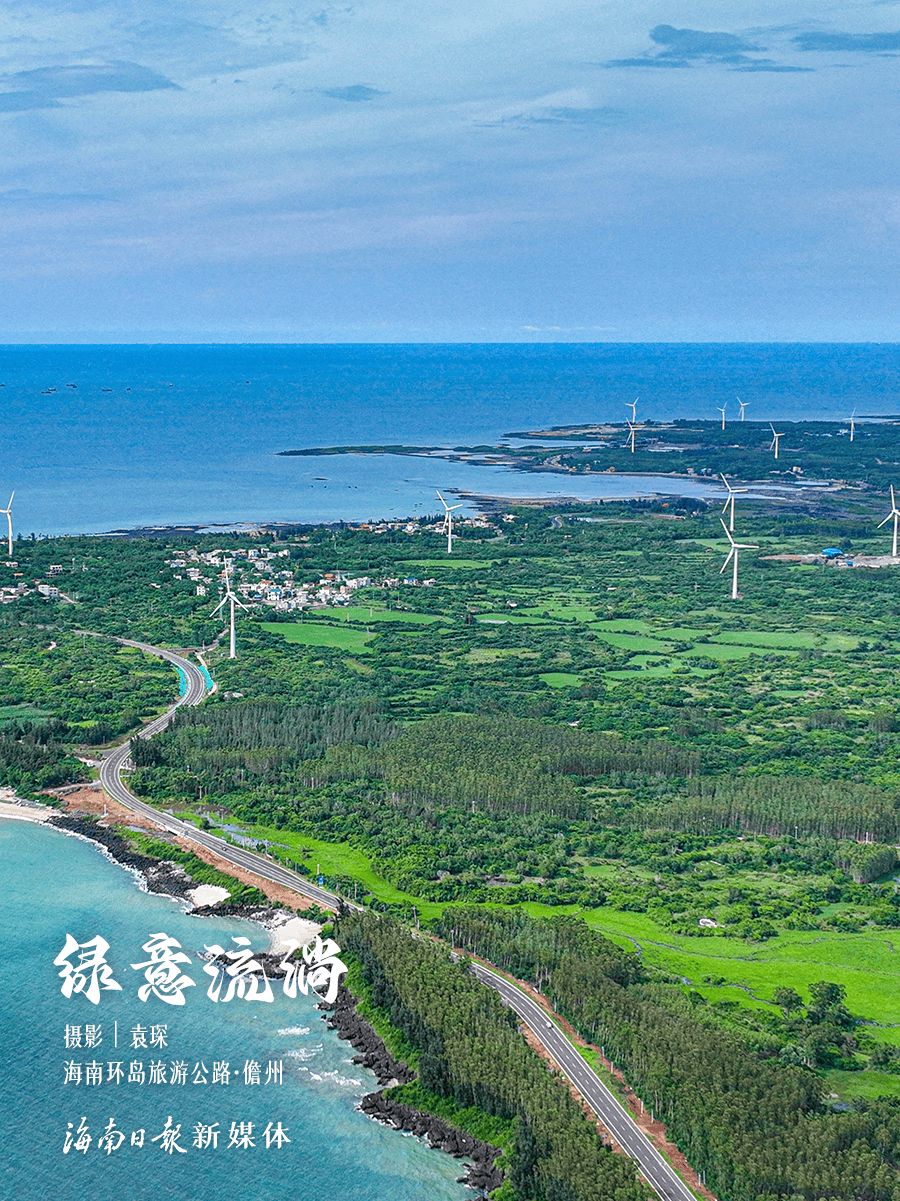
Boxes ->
[320,983,503,1193]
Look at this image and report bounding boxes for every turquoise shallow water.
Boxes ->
[0,819,475,1201]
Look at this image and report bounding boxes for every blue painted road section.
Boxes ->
[174,662,212,697]
[175,665,189,696]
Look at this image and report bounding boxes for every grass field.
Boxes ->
[0,704,50,724]
[262,622,374,651]
[540,672,583,688]
[824,1069,900,1102]
[232,822,444,917]
[571,906,900,1029]
[402,558,490,570]
[325,605,440,624]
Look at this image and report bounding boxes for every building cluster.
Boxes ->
[351,515,495,535]
[165,546,436,614]
[0,560,67,603]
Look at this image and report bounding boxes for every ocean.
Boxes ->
[2,342,899,535]
[3,342,899,1196]
[0,818,478,1201]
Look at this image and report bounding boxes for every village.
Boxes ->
[162,511,497,613]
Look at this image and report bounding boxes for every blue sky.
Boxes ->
[1,0,899,342]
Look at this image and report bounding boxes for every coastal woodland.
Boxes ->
[6,421,900,1199]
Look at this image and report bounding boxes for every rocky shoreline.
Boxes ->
[319,982,504,1196]
[47,812,288,928]
[49,812,503,1193]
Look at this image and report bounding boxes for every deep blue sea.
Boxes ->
[3,344,900,1194]
[2,343,899,535]
[0,819,477,1201]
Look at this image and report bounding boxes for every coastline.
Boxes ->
[320,982,504,1196]
[0,799,54,822]
[40,805,322,956]
[8,803,502,1194]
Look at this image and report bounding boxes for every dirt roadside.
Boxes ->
[49,785,321,913]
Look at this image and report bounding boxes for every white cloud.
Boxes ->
[0,1,898,338]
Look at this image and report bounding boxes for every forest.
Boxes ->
[4,436,900,1196]
[336,910,648,1201]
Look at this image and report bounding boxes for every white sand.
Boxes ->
[187,884,231,907]
[266,915,322,953]
[0,800,53,822]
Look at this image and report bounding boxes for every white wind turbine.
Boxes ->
[436,491,462,554]
[626,421,637,454]
[847,410,856,443]
[719,518,758,601]
[720,474,748,532]
[769,425,784,460]
[626,397,638,424]
[716,403,727,430]
[736,396,749,421]
[0,492,13,557]
[212,566,248,659]
[878,486,900,558]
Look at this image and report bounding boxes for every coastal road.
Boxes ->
[97,637,349,913]
[99,637,693,1200]
[473,963,697,1201]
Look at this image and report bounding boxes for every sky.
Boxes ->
[1,1,900,342]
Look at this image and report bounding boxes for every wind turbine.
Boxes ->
[626,421,637,454]
[769,425,784,460]
[626,398,638,424]
[847,410,856,443]
[716,403,727,431]
[720,474,748,532]
[436,490,462,554]
[211,567,248,659]
[736,396,749,421]
[719,518,758,601]
[0,492,13,557]
[878,485,900,558]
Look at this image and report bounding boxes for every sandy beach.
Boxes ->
[0,799,54,822]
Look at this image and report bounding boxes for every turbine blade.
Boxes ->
[720,549,735,574]
[719,517,736,545]
[211,597,227,616]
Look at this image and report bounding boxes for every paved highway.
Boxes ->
[473,962,697,1201]
[99,636,695,1200]
[98,637,347,912]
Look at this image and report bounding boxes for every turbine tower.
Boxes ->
[0,492,13,557]
[212,567,248,659]
[720,474,748,532]
[847,410,856,443]
[436,490,462,554]
[736,396,748,421]
[717,404,727,431]
[626,421,637,454]
[878,485,900,558]
[719,518,759,601]
[769,425,784,460]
